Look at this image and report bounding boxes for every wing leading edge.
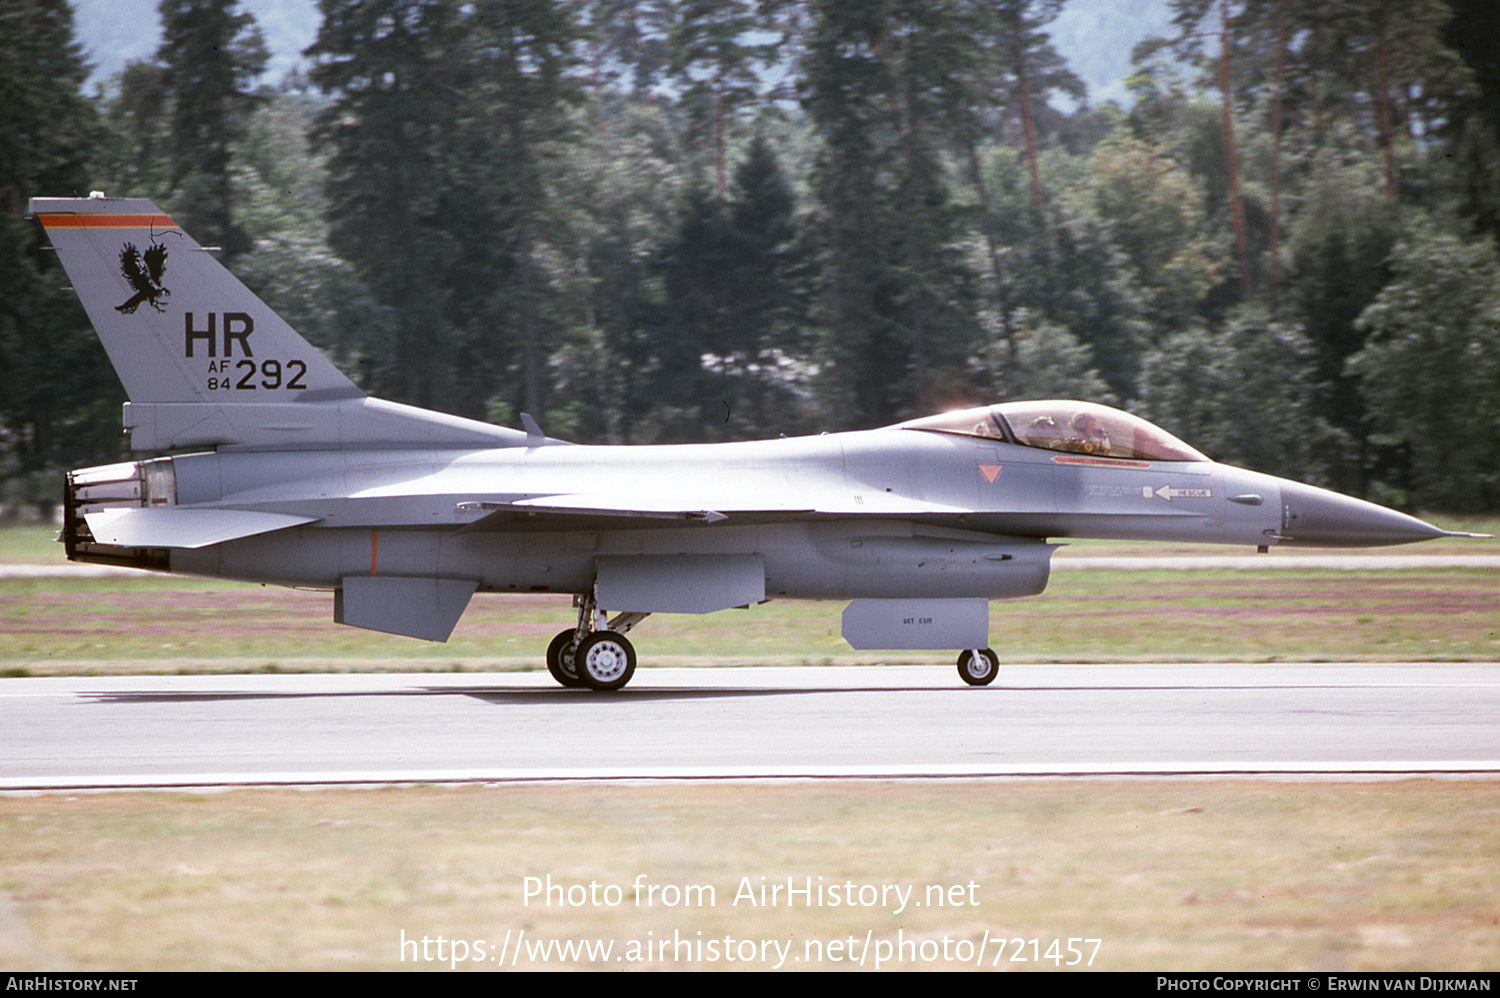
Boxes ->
[453,489,973,532]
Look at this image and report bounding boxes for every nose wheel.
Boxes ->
[957,648,999,686]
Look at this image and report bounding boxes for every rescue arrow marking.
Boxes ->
[1146,485,1213,502]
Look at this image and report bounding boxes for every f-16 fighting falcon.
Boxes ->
[30,195,1480,690]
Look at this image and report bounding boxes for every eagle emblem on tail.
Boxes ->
[115,241,169,314]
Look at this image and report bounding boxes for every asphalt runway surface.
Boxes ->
[4,663,1498,789]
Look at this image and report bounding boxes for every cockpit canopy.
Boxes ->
[900,401,1209,463]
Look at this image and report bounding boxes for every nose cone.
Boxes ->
[1277,481,1448,547]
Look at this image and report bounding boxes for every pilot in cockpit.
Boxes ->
[1023,415,1059,448]
[1070,411,1111,456]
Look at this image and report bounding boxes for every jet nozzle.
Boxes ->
[1275,481,1450,548]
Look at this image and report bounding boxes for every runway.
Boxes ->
[4,663,1498,789]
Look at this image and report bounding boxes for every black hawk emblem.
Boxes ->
[115,241,170,314]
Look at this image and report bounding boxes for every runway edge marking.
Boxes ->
[6,761,1500,791]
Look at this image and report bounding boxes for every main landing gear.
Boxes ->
[546,590,648,691]
[957,648,999,686]
[547,592,1001,691]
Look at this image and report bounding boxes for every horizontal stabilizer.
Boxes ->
[82,507,317,549]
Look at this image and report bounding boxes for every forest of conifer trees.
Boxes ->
[3,0,1498,513]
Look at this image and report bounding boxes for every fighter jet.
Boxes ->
[30,195,1479,690]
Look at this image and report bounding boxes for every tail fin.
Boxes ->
[30,195,523,451]
[31,195,360,404]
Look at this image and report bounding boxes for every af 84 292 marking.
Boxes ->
[205,358,308,391]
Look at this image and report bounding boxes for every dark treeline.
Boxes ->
[3,0,1499,514]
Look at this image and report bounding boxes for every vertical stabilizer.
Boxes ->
[30,195,527,450]
[30,195,362,404]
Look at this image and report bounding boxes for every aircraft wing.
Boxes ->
[455,489,970,532]
[456,499,743,530]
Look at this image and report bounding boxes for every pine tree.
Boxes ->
[463,0,584,425]
[799,0,979,426]
[0,0,122,512]
[670,0,778,197]
[800,0,905,427]
[157,0,268,257]
[650,135,811,440]
[582,0,675,102]
[1352,217,1500,510]
[306,0,468,411]
[94,61,174,200]
[951,0,1083,365]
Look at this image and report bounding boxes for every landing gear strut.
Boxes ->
[957,648,999,686]
[547,590,647,691]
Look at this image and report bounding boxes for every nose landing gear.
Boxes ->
[957,648,999,686]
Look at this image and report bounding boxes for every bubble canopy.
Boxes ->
[899,401,1209,463]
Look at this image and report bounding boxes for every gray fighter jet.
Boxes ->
[31,195,1478,689]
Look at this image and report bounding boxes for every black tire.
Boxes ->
[574,630,637,691]
[546,628,584,687]
[957,648,999,687]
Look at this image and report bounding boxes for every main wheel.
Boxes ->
[574,630,637,691]
[957,648,999,687]
[546,628,585,688]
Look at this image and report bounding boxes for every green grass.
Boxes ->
[2,780,1496,971]
[0,524,63,563]
[1,523,1495,674]
[1,565,1495,674]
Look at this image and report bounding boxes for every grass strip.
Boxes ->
[1,780,1496,971]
